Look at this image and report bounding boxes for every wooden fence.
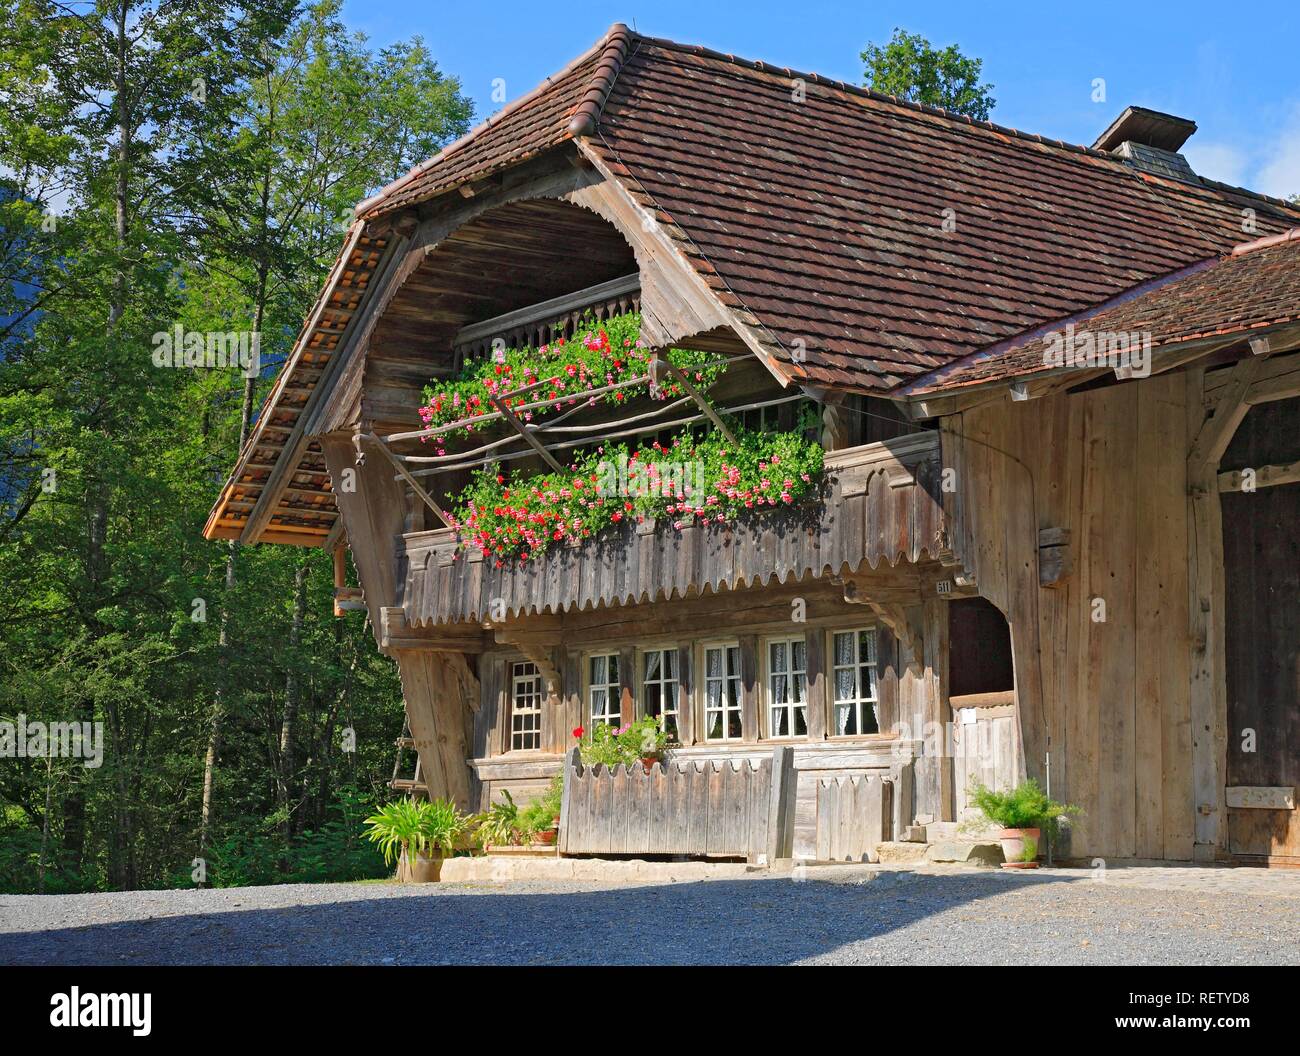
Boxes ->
[559,746,796,862]
[811,774,893,862]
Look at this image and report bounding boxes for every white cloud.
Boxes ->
[1254,106,1300,200]
[1183,142,1250,188]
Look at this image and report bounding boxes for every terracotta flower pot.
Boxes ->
[397,850,444,883]
[998,827,1041,868]
[534,827,558,845]
[641,756,662,774]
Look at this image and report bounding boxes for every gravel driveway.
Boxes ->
[3,866,1298,966]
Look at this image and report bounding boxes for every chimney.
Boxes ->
[1092,106,1199,182]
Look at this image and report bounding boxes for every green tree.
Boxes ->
[0,0,470,893]
[861,28,995,120]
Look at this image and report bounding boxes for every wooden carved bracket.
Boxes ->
[492,628,562,696]
[842,580,923,659]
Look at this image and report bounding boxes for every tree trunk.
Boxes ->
[277,563,308,857]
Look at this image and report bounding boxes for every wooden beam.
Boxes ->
[1218,459,1300,492]
[454,273,639,346]
[487,393,566,473]
[360,433,454,527]
[650,350,737,445]
[1188,356,1264,467]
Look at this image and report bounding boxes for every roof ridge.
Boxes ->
[1231,226,1300,256]
[630,33,1114,163]
[568,23,635,137]
[354,23,628,218]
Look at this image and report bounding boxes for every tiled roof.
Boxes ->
[361,25,1300,393]
[901,229,1300,396]
[203,223,389,545]
[354,27,633,220]
[207,23,1300,545]
[578,34,1300,392]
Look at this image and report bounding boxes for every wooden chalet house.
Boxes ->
[205,25,1300,865]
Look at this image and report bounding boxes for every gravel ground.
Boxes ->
[2,867,1298,966]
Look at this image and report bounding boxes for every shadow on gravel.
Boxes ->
[0,870,1080,966]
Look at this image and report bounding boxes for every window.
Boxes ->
[832,629,879,735]
[703,644,743,741]
[588,653,621,728]
[641,648,680,739]
[767,637,808,738]
[509,661,544,751]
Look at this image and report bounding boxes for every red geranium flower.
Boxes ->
[572,726,585,739]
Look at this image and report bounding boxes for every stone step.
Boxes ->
[926,840,1005,867]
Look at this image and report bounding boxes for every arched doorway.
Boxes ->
[1221,396,1300,862]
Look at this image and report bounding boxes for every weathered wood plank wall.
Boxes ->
[943,372,1195,860]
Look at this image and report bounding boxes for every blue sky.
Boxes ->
[343,0,1300,199]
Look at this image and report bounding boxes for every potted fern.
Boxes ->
[363,798,470,882]
[473,790,527,849]
[969,779,1079,868]
[518,774,564,845]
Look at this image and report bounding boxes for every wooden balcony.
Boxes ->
[397,431,946,627]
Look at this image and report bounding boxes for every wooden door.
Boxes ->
[1221,398,1300,863]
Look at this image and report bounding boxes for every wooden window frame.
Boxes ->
[507,660,545,753]
[828,627,881,738]
[699,640,744,743]
[586,651,623,729]
[638,645,681,740]
[762,634,810,740]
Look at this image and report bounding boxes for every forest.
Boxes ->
[0,0,474,892]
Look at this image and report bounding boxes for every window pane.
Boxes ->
[644,650,660,680]
[835,667,855,702]
[645,682,662,717]
[835,631,854,666]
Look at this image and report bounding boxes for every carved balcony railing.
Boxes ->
[396,431,947,627]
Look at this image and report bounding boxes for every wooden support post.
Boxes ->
[332,541,350,617]
[766,745,796,863]
[392,649,475,809]
[360,432,455,528]
[650,350,738,446]
[1185,356,1263,861]
[487,392,566,474]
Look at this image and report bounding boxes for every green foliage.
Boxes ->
[454,422,824,564]
[363,797,470,865]
[518,774,563,838]
[472,789,525,848]
[417,312,726,451]
[861,28,995,120]
[202,788,389,887]
[577,714,670,770]
[0,0,472,894]
[969,779,1079,835]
